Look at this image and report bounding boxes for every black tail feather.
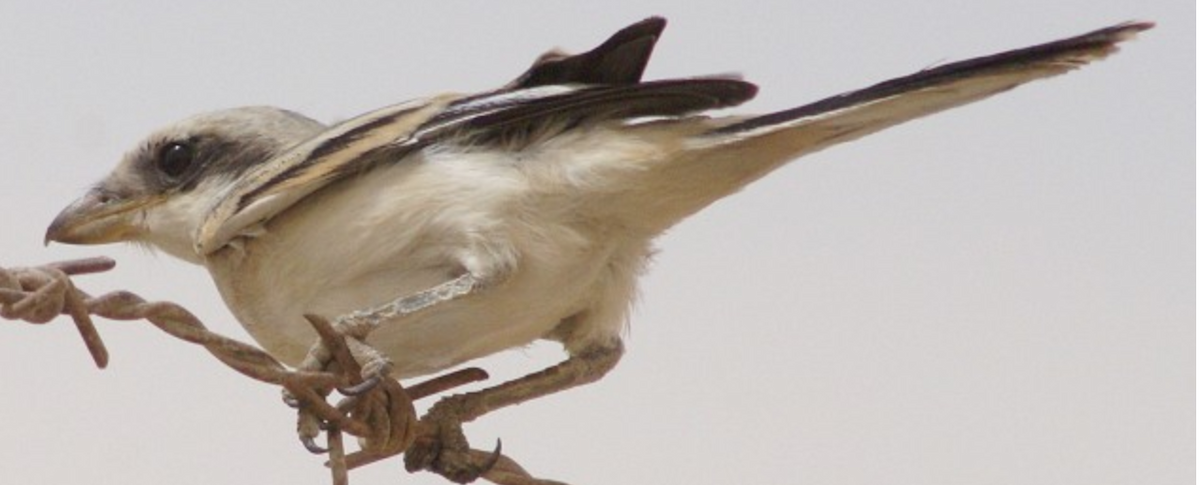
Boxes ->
[712,21,1152,136]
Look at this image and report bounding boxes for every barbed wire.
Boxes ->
[0,257,565,485]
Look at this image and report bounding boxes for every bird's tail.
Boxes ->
[633,21,1151,232]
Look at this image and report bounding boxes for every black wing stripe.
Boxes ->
[306,107,420,162]
[423,78,758,145]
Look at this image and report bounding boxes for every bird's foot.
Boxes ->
[286,314,393,405]
[283,314,402,459]
[405,395,502,484]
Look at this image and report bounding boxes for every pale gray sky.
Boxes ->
[0,2,1192,485]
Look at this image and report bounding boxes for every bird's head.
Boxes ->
[45,107,325,263]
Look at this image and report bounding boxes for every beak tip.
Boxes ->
[44,222,62,247]
[44,202,95,247]
[44,210,75,246]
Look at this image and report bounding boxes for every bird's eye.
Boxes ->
[157,142,195,178]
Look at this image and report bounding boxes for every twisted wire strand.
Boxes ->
[0,257,560,485]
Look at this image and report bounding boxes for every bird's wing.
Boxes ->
[194,77,757,255]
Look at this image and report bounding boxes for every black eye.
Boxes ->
[157,142,195,178]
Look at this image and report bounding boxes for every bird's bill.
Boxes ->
[45,189,160,245]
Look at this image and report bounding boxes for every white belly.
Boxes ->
[202,149,652,378]
[209,252,605,377]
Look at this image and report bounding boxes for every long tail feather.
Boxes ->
[643,22,1151,229]
[708,21,1152,141]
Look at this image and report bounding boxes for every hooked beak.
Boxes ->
[45,189,161,245]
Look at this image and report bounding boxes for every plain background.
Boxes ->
[0,1,1192,484]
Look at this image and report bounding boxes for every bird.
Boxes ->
[45,17,1150,482]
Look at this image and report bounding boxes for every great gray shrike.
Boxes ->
[45,17,1150,481]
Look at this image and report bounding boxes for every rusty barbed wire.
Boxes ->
[0,257,563,485]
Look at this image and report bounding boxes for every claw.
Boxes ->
[338,374,382,396]
[479,439,503,477]
[282,393,301,409]
[302,435,328,454]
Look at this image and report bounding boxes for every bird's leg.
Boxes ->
[405,339,624,484]
[293,273,483,392]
